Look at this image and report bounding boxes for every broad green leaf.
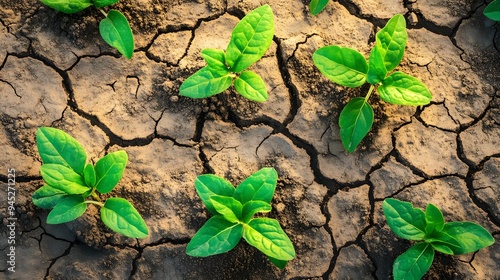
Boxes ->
[93,0,120,9]
[99,10,134,59]
[382,198,426,240]
[268,256,288,269]
[32,185,68,209]
[101,197,149,238]
[484,0,500,21]
[376,14,407,72]
[234,71,268,102]
[312,46,368,88]
[339,97,374,153]
[94,151,128,194]
[83,163,96,188]
[195,174,235,215]
[225,4,274,73]
[234,167,277,205]
[310,0,329,15]
[37,127,87,174]
[210,195,243,223]
[441,222,495,255]
[186,215,243,257]
[366,45,387,84]
[393,242,434,280]
[426,230,461,255]
[242,201,272,223]
[243,218,295,261]
[201,48,227,71]
[179,66,232,99]
[40,164,90,195]
[378,72,432,106]
[424,203,444,234]
[40,0,92,14]
[47,195,87,224]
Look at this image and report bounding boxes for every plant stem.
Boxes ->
[99,8,108,18]
[91,191,101,202]
[84,200,104,207]
[364,85,375,103]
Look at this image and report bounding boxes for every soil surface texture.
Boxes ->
[1,0,499,279]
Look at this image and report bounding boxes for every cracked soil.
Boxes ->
[1,0,499,279]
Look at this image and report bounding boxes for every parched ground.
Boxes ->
[0,0,499,279]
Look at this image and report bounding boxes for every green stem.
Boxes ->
[99,8,108,18]
[84,200,104,207]
[364,85,375,103]
[91,191,101,202]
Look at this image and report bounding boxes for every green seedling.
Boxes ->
[179,5,274,102]
[186,167,295,268]
[309,0,330,15]
[32,127,148,238]
[40,0,134,59]
[383,198,495,280]
[313,14,432,152]
[485,0,500,21]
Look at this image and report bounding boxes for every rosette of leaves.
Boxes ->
[186,167,295,268]
[179,4,274,102]
[32,127,148,238]
[40,0,134,59]
[484,0,500,21]
[383,198,495,280]
[313,14,432,152]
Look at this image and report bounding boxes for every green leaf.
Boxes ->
[195,174,235,215]
[312,45,368,88]
[32,185,68,209]
[94,151,128,194]
[234,167,277,205]
[210,195,243,223]
[101,197,149,238]
[47,195,87,224]
[99,10,134,59]
[234,71,268,102]
[83,163,96,188]
[484,0,500,21]
[338,97,374,153]
[40,0,92,14]
[376,14,407,72]
[36,127,87,174]
[440,222,495,254]
[93,0,120,9]
[201,48,227,71]
[366,45,387,84]
[393,242,434,280]
[382,198,426,240]
[179,66,232,99]
[243,218,295,261]
[225,4,274,73]
[242,201,272,223]
[426,230,461,255]
[268,256,288,269]
[186,215,243,257]
[378,72,432,106]
[424,203,444,234]
[310,0,329,15]
[40,164,90,195]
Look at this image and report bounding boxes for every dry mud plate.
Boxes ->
[1,0,499,279]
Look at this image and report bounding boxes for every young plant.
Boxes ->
[186,167,295,268]
[179,5,274,102]
[310,0,330,15]
[484,0,500,21]
[383,198,495,280]
[32,127,148,238]
[40,0,134,59]
[313,14,432,152]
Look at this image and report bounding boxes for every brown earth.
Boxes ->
[1,0,499,279]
